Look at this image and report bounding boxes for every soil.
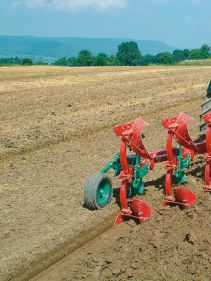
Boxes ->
[33,179,211,281]
[0,66,211,281]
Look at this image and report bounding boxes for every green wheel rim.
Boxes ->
[96,179,111,206]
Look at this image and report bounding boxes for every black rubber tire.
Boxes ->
[199,97,211,138]
[199,81,211,139]
[84,173,112,210]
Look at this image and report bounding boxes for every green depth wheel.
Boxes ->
[84,173,112,210]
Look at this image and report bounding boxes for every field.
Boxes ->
[178,58,211,66]
[0,65,211,281]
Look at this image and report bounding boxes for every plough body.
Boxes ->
[84,85,211,225]
[106,112,210,224]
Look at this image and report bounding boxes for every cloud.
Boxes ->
[13,0,127,10]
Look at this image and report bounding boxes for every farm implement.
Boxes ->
[84,81,211,225]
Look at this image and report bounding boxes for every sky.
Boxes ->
[0,0,211,48]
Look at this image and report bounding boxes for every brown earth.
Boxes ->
[0,66,211,281]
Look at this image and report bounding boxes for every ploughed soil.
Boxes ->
[0,66,211,281]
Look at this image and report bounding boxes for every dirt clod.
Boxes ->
[111,268,121,276]
[105,257,113,264]
[184,232,198,245]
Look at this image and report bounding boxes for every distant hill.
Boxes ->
[0,35,176,60]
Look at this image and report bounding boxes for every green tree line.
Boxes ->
[0,57,34,66]
[0,42,210,67]
[54,42,211,66]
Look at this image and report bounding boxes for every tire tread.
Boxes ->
[84,173,112,210]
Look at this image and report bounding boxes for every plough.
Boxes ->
[84,82,211,225]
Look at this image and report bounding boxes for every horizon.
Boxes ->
[0,34,175,46]
[0,1,211,49]
[0,35,209,52]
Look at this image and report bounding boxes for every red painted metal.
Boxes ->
[113,118,153,224]
[164,170,174,200]
[113,118,153,160]
[119,140,132,179]
[116,139,152,223]
[112,111,211,224]
[174,113,198,153]
[196,142,207,155]
[163,188,197,208]
[163,190,197,208]
[161,113,198,207]
[114,199,152,225]
[119,180,130,212]
[174,187,197,207]
[114,213,124,225]
[162,112,206,154]
[129,199,152,219]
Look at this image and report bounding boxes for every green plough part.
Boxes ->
[100,152,122,176]
[131,155,149,196]
[174,145,191,184]
[100,153,150,197]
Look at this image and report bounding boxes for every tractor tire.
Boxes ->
[84,173,112,210]
[199,80,211,139]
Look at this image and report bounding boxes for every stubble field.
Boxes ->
[0,65,211,281]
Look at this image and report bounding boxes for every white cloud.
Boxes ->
[13,0,127,10]
[12,0,43,8]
